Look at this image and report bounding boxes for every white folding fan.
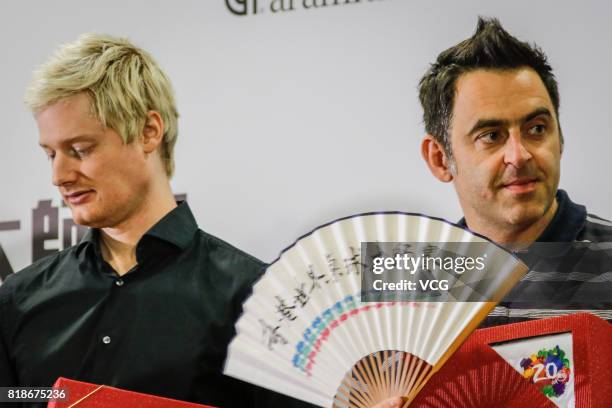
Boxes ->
[224,212,528,407]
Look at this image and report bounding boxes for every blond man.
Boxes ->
[0,34,313,407]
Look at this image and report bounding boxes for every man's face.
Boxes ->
[448,67,561,231]
[37,93,150,228]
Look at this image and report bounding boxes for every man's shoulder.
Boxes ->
[195,229,266,273]
[192,229,267,312]
[0,246,79,299]
[579,212,612,242]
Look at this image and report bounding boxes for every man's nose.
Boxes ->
[503,129,533,168]
[51,152,78,186]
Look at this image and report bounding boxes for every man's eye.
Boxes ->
[44,151,55,160]
[528,124,546,136]
[71,146,93,158]
[477,131,500,144]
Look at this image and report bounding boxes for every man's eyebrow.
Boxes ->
[521,107,553,123]
[467,118,509,136]
[39,135,97,149]
[466,107,553,137]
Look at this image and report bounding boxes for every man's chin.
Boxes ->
[498,184,553,222]
[70,210,106,229]
[502,203,547,227]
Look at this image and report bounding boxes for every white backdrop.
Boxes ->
[1,0,611,278]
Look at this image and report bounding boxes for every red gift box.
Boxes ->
[48,377,216,408]
[413,312,611,407]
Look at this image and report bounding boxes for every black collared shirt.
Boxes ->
[0,203,313,407]
[458,189,612,326]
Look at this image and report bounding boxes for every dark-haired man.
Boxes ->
[419,18,612,327]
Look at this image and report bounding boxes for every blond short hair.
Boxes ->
[25,33,179,177]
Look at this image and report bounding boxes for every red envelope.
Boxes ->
[47,377,216,408]
[413,312,611,407]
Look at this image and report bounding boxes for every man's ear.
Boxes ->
[421,135,454,182]
[141,111,164,154]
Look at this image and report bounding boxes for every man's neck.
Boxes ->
[100,185,177,276]
[465,198,558,250]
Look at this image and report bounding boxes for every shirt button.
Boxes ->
[115,279,124,287]
[102,336,111,345]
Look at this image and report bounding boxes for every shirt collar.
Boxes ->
[456,189,586,243]
[75,228,96,257]
[75,201,198,256]
[533,189,586,242]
